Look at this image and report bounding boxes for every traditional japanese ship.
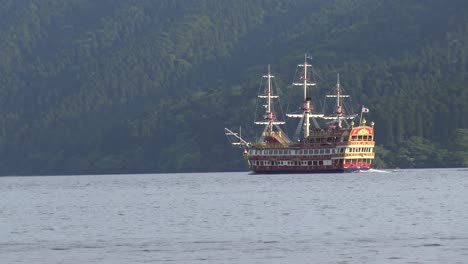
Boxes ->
[224,55,375,173]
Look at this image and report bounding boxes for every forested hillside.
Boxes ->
[0,0,467,175]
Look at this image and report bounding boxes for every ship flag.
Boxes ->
[362,106,370,113]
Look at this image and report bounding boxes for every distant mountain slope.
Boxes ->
[0,0,467,174]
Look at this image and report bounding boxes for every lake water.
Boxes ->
[1,169,467,263]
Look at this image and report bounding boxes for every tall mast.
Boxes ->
[320,73,356,127]
[292,54,316,137]
[255,65,285,131]
[336,73,342,128]
[267,64,272,132]
[336,74,340,108]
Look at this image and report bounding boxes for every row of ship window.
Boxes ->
[248,147,373,156]
[249,149,343,155]
[250,160,332,166]
[249,159,372,166]
[351,158,372,164]
[340,159,373,164]
[348,147,373,153]
[250,158,373,166]
[351,135,373,141]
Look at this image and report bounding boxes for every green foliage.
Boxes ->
[372,145,391,169]
[452,129,468,166]
[393,137,449,168]
[0,0,467,174]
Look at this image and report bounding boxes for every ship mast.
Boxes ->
[336,74,342,128]
[255,65,285,132]
[288,54,320,138]
[320,73,356,127]
[266,64,273,133]
[225,66,283,148]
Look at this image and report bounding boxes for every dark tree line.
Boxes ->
[0,0,466,175]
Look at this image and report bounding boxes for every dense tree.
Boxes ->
[0,0,467,175]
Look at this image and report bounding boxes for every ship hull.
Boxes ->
[250,166,371,174]
[252,169,345,174]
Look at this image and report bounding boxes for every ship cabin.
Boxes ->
[344,125,375,171]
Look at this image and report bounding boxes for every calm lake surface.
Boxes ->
[1,169,467,263]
